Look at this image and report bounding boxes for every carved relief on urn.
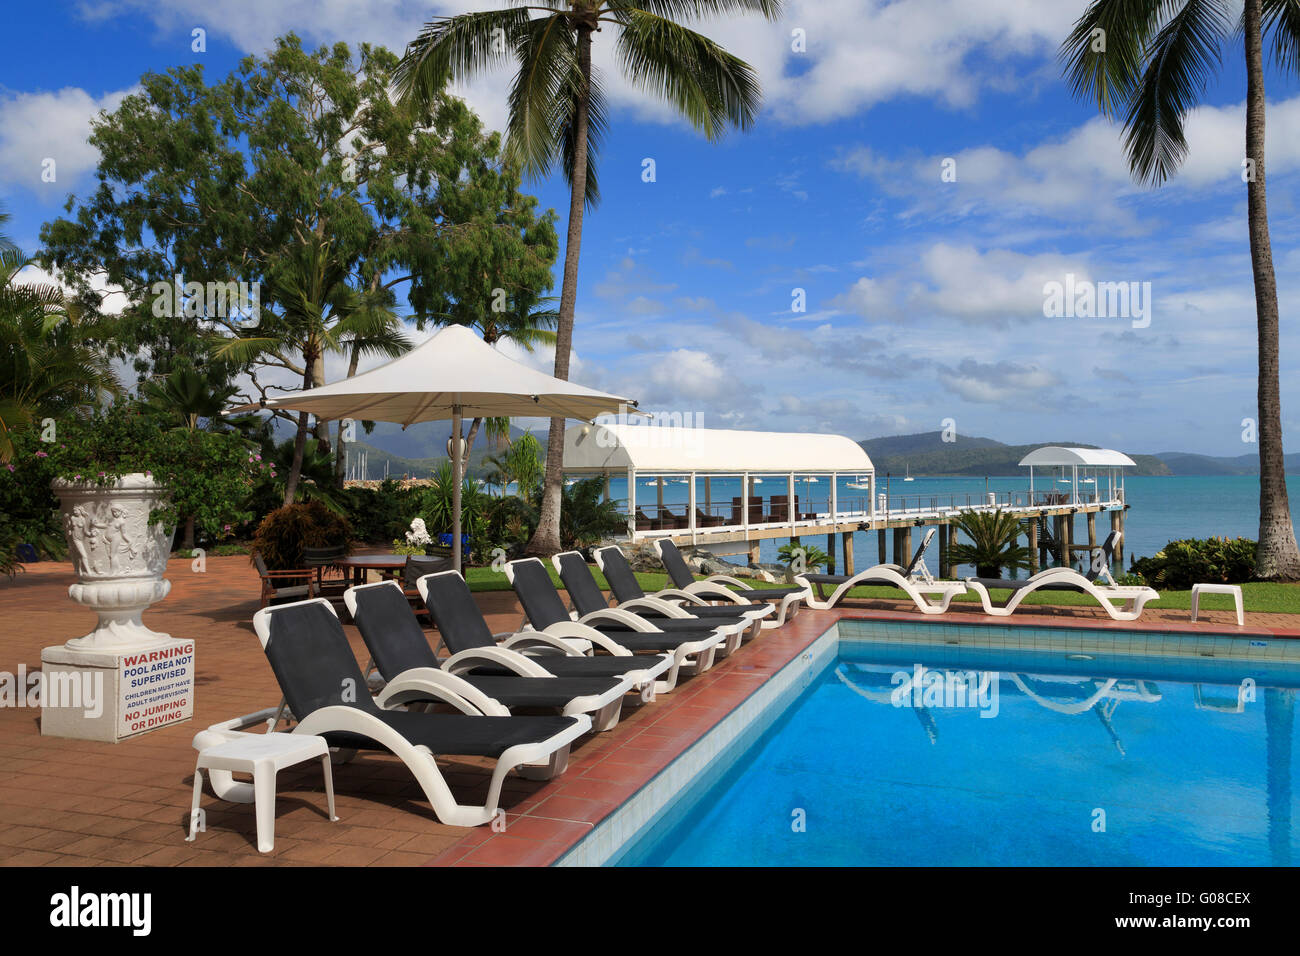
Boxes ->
[52,473,174,651]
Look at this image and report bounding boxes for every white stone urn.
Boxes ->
[52,472,174,651]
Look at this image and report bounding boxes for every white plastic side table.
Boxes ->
[1190,583,1244,627]
[188,732,338,853]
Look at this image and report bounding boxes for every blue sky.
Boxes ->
[3,0,1299,457]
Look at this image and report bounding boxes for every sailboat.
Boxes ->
[903,463,914,482]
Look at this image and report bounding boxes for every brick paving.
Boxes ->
[0,555,1294,867]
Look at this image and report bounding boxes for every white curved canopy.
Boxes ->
[563,423,873,474]
[1018,446,1136,468]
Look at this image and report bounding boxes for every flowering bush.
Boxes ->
[406,517,432,548]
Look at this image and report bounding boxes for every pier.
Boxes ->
[562,425,1133,576]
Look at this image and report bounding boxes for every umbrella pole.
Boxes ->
[452,404,463,574]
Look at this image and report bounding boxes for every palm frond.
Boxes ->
[394,9,532,110]
[1263,0,1300,72]
[1122,0,1230,186]
[616,9,765,139]
[504,12,574,182]
[1060,0,1167,119]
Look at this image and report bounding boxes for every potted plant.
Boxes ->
[42,405,257,649]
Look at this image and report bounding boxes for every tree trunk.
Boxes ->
[284,409,310,506]
[334,340,361,488]
[283,364,314,506]
[524,20,593,557]
[181,514,196,552]
[464,417,483,468]
[1244,0,1300,580]
[310,350,331,458]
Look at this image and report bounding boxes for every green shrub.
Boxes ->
[777,542,830,573]
[1130,537,1257,590]
[560,476,625,549]
[417,461,487,541]
[252,501,352,571]
[947,509,1032,578]
[344,479,421,542]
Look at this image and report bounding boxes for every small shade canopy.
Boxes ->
[563,423,873,473]
[1018,446,1136,468]
[229,324,635,424]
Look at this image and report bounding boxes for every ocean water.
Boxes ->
[594,474,1300,571]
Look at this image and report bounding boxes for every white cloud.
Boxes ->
[0,86,134,194]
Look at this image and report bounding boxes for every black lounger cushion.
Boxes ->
[262,602,579,755]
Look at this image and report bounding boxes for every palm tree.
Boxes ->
[0,203,14,252]
[395,0,782,556]
[1060,0,1300,580]
[0,248,121,460]
[215,240,409,504]
[947,510,1033,578]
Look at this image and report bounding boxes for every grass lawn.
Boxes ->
[462,564,1300,615]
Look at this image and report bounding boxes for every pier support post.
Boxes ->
[826,533,836,575]
[878,530,887,565]
[901,527,913,565]
[1028,519,1039,574]
[1087,512,1097,556]
[939,525,950,578]
[841,531,855,576]
[1053,516,1064,567]
[1116,510,1126,568]
[1061,515,1073,569]
[748,540,761,566]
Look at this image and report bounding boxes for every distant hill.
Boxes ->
[1156,450,1300,476]
[859,431,1172,477]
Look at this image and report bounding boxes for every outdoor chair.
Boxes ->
[963,531,1160,621]
[415,569,672,699]
[653,539,809,627]
[346,581,632,732]
[593,545,781,630]
[796,528,967,615]
[252,598,589,826]
[253,552,317,609]
[552,550,763,652]
[504,557,727,692]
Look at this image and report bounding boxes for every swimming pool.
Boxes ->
[604,621,1299,867]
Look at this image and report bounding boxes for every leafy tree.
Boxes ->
[947,510,1033,578]
[1060,0,1300,579]
[395,0,782,557]
[40,35,558,498]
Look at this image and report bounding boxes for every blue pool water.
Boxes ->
[615,635,1299,867]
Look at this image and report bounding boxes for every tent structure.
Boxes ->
[562,422,875,539]
[230,324,636,570]
[1018,446,1136,506]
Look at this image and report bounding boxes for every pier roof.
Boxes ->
[1018,446,1137,468]
[562,423,873,474]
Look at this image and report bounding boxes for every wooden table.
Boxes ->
[335,554,409,586]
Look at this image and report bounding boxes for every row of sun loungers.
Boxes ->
[793,529,1159,622]
[223,532,1157,832]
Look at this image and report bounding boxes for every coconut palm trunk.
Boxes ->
[528,19,594,557]
[1244,0,1300,579]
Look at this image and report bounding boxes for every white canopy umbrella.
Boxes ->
[231,324,637,570]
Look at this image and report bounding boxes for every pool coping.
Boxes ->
[426,605,1296,866]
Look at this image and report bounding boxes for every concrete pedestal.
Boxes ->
[41,639,195,743]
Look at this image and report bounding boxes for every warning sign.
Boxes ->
[117,641,195,739]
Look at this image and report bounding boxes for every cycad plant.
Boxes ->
[560,475,625,548]
[947,510,1032,578]
[1060,0,1300,579]
[0,248,121,460]
[395,0,783,556]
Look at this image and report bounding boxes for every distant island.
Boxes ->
[858,431,1298,477]
[293,418,1294,481]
